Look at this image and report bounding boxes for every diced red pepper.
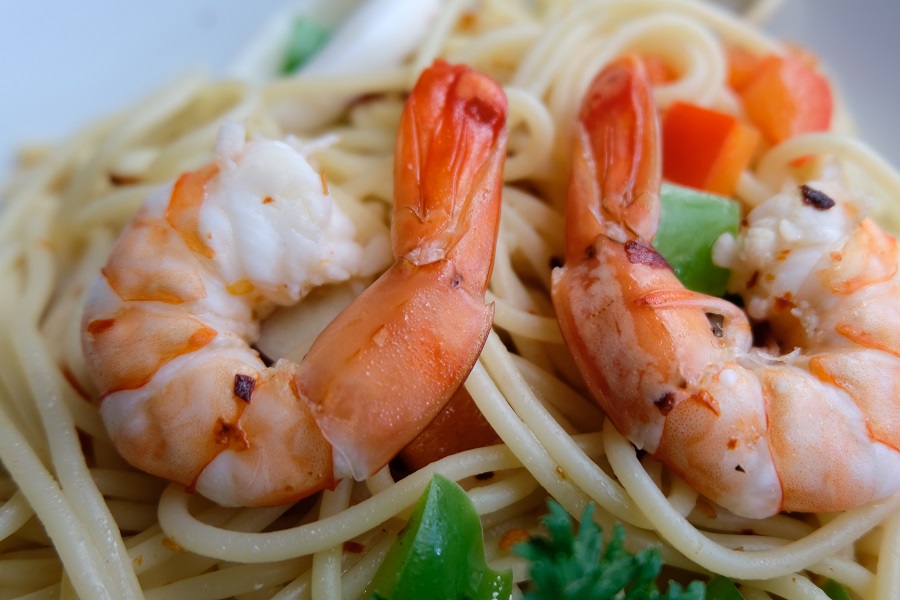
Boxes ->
[662,101,760,196]
[726,46,761,91]
[739,54,832,145]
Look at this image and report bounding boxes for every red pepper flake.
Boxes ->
[499,528,531,551]
[746,270,760,289]
[654,392,676,415]
[162,537,186,553]
[233,374,256,403]
[109,173,140,186]
[800,185,835,210]
[624,240,672,270]
[262,196,274,204]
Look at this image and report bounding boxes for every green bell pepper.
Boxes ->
[654,183,740,297]
[367,474,512,600]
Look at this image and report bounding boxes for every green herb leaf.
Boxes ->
[515,500,705,600]
[654,183,740,297]
[280,17,331,75]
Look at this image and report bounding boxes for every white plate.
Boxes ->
[0,0,294,176]
[1,0,898,177]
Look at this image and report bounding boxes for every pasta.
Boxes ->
[2,0,900,598]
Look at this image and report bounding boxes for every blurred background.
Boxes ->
[1,0,897,176]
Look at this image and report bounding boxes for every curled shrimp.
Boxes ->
[81,60,508,506]
[551,56,900,519]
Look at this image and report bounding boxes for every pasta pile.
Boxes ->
[2,0,900,598]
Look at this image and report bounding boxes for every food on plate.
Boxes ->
[2,0,899,598]
[552,56,900,520]
[80,59,507,507]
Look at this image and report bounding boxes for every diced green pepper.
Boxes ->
[280,17,331,75]
[654,183,740,297]
[366,474,512,600]
[821,579,852,600]
[706,575,745,599]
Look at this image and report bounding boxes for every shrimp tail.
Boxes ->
[552,56,682,451]
[564,55,661,260]
[296,60,508,480]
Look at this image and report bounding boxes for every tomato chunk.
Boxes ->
[662,101,759,196]
[739,54,832,145]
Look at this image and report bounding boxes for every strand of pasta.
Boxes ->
[487,292,562,343]
[479,332,651,527]
[157,444,523,563]
[15,245,142,599]
[263,68,410,105]
[468,470,541,515]
[500,201,555,288]
[0,492,33,542]
[873,510,900,600]
[2,1,898,597]
[59,72,209,215]
[501,86,556,182]
[141,85,263,182]
[311,479,353,600]
[409,0,473,81]
[509,355,606,427]
[756,133,900,200]
[502,186,565,248]
[0,120,114,242]
[337,532,396,600]
[447,22,542,73]
[0,399,118,599]
[604,419,900,579]
[805,556,874,598]
[143,558,309,600]
[570,0,782,54]
[0,557,62,591]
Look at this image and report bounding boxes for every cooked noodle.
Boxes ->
[2,0,899,598]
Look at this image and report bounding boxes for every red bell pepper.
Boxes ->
[739,54,832,145]
[662,101,760,196]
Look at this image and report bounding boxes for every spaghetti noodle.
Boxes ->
[2,0,899,598]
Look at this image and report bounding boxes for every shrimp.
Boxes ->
[81,59,508,506]
[551,56,900,519]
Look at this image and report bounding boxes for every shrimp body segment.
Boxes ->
[296,60,508,480]
[82,125,367,506]
[81,61,507,506]
[551,56,900,518]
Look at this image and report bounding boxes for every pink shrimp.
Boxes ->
[551,56,900,519]
[81,60,507,506]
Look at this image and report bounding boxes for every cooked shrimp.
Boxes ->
[81,60,508,506]
[551,56,900,519]
[296,60,507,481]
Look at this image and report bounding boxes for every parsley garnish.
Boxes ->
[515,500,705,600]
